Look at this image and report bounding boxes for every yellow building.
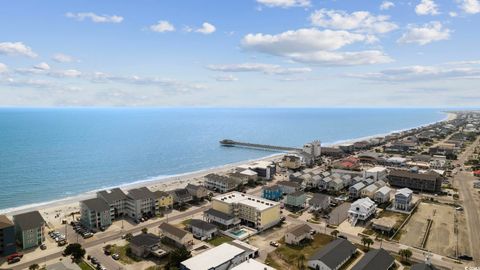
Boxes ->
[211,191,281,231]
[154,190,173,210]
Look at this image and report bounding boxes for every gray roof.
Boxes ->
[81,198,110,212]
[154,190,170,198]
[287,224,312,237]
[171,188,192,199]
[97,188,127,203]
[0,215,13,229]
[204,208,236,221]
[389,169,442,182]
[263,185,281,191]
[278,181,300,188]
[309,238,356,269]
[289,190,306,197]
[159,222,189,239]
[351,249,394,270]
[186,183,204,192]
[128,187,155,200]
[189,219,217,231]
[309,193,329,206]
[411,263,438,270]
[130,233,162,247]
[13,211,45,231]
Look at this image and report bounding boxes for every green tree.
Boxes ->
[330,229,339,238]
[142,227,148,234]
[64,243,86,262]
[361,236,374,250]
[168,246,192,268]
[125,232,133,241]
[29,264,40,270]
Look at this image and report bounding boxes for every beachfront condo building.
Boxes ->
[388,169,443,193]
[12,211,46,249]
[211,191,281,230]
[154,190,173,210]
[80,198,112,231]
[97,188,128,219]
[126,187,156,220]
[0,215,16,256]
[204,174,239,193]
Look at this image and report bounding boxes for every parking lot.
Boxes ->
[399,201,461,257]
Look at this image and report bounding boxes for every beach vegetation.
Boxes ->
[29,264,40,270]
[207,235,233,246]
[269,234,334,270]
[166,246,191,269]
[141,227,148,234]
[125,233,133,241]
[77,261,95,270]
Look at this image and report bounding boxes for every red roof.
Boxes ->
[474,170,480,175]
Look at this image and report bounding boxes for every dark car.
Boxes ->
[8,257,21,264]
[458,255,473,261]
[40,244,47,250]
[338,235,348,240]
[104,249,112,255]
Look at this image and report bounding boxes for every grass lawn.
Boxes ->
[207,235,233,246]
[265,253,283,269]
[272,233,334,269]
[110,244,141,264]
[77,261,95,270]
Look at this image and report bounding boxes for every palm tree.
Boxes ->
[29,264,40,270]
[141,227,148,234]
[399,249,412,262]
[330,229,339,238]
[361,236,374,250]
[297,254,306,269]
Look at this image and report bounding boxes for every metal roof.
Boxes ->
[309,238,357,269]
[13,211,45,231]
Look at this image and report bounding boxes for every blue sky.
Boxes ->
[0,0,479,107]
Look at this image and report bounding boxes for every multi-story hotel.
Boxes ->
[211,191,280,230]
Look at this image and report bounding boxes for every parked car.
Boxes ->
[58,240,68,246]
[104,249,112,255]
[40,244,47,250]
[338,235,348,240]
[6,253,23,261]
[8,257,21,264]
[269,241,279,247]
[112,253,120,260]
[459,255,473,261]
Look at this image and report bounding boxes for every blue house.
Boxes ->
[0,215,16,257]
[262,185,283,201]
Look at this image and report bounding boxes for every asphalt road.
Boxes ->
[9,206,208,270]
[453,136,480,264]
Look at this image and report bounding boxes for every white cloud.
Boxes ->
[196,22,216,34]
[309,9,398,34]
[91,72,206,92]
[150,21,175,33]
[241,28,392,65]
[243,28,368,53]
[398,21,450,45]
[0,63,7,73]
[380,1,395,10]
[34,62,50,71]
[460,0,480,14]
[51,69,82,78]
[415,0,440,15]
[256,0,310,8]
[53,53,75,63]
[284,50,392,65]
[207,63,312,75]
[214,75,239,81]
[66,12,123,23]
[449,11,458,17]
[351,62,480,81]
[0,42,37,57]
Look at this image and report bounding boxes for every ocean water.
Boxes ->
[0,108,446,212]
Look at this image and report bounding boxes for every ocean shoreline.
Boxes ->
[0,111,457,218]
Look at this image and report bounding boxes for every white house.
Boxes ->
[285,224,313,245]
[394,188,413,211]
[364,167,388,181]
[349,182,366,198]
[374,186,392,203]
[361,184,379,199]
[348,197,376,226]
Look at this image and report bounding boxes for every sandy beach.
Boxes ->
[1,111,458,229]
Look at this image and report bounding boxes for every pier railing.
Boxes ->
[219,139,301,152]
